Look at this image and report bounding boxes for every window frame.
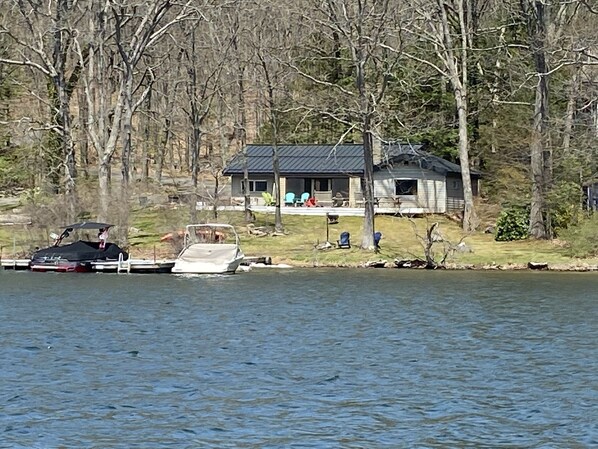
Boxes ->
[242,179,268,193]
[395,179,418,196]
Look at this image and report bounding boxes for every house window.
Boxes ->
[315,179,330,191]
[242,180,268,192]
[395,179,418,195]
[452,180,461,189]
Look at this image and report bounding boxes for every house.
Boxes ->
[222,142,481,214]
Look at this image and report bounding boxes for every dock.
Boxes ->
[1,258,175,273]
[91,259,175,273]
[0,259,31,270]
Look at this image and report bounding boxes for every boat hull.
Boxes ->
[30,261,92,273]
[171,256,244,275]
[171,224,245,274]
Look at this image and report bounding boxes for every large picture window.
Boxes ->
[242,180,268,192]
[395,179,418,195]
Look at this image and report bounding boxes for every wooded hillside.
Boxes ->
[1,0,597,244]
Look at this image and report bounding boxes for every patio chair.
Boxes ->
[262,192,275,206]
[374,231,382,252]
[337,231,351,249]
[284,192,296,206]
[332,193,344,207]
[297,192,310,206]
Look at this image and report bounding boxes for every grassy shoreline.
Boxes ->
[128,208,598,271]
[2,205,598,271]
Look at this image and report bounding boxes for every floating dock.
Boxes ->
[1,256,277,273]
[0,259,31,270]
[1,258,175,273]
[91,259,175,273]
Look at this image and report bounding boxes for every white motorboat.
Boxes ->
[171,224,245,274]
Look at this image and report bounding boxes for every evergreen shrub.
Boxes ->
[547,181,583,234]
[495,207,529,241]
[559,215,598,258]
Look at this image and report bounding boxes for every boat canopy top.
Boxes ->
[63,222,113,230]
[31,240,128,262]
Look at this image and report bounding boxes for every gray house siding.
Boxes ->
[374,166,447,213]
[230,176,275,203]
[445,174,480,212]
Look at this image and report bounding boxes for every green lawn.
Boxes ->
[130,207,595,268]
[2,204,596,269]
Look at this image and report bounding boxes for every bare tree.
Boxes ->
[75,0,193,223]
[519,0,588,238]
[0,0,84,221]
[223,1,253,222]
[247,1,298,233]
[406,0,487,232]
[179,8,233,223]
[295,0,405,249]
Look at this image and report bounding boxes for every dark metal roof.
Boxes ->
[381,143,481,177]
[223,143,479,177]
[223,144,365,176]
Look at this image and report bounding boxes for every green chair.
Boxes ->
[262,192,275,206]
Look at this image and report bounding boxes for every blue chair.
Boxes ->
[296,192,310,206]
[374,231,382,251]
[284,192,296,206]
[337,231,351,249]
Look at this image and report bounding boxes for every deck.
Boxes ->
[203,205,425,216]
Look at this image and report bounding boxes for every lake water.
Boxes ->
[0,269,596,448]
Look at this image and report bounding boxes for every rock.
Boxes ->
[528,262,548,270]
[394,259,427,269]
[455,242,472,253]
[364,260,387,268]
[484,225,495,234]
[315,241,333,250]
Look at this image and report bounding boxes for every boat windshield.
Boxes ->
[186,227,229,244]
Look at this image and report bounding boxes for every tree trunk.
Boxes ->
[77,88,90,178]
[361,128,376,249]
[141,88,152,182]
[121,73,133,190]
[190,124,201,224]
[235,62,252,222]
[356,10,375,250]
[562,66,579,153]
[454,89,477,231]
[272,140,283,233]
[98,160,111,222]
[529,71,549,238]
[528,19,550,238]
[212,175,219,220]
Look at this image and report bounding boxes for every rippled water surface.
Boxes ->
[1,269,597,448]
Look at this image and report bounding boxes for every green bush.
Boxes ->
[0,150,30,191]
[559,214,598,258]
[547,181,583,233]
[495,207,529,241]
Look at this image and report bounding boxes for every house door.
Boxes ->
[303,178,331,194]
[304,178,313,195]
[314,179,330,191]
